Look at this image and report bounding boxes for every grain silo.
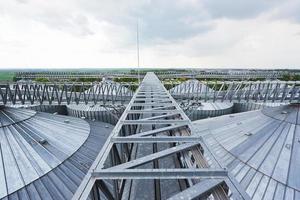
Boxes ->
[66,104,124,124]
[170,80,234,120]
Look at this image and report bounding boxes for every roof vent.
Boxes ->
[285,144,291,149]
[38,139,47,145]
[245,132,253,136]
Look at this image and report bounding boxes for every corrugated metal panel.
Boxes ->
[187,102,233,121]
[67,104,123,124]
[0,116,112,200]
[0,107,36,127]
[233,102,287,113]
[0,107,103,199]
[193,104,300,199]
[169,79,213,95]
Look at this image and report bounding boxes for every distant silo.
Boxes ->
[170,80,234,120]
[66,104,124,124]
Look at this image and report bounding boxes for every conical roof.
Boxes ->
[86,80,132,96]
[0,106,36,126]
[169,79,213,95]
[195,102,233,111]
[193,104,300,199]
[0,107,113,199]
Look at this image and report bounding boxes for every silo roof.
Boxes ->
[0,107,113,199]
[192,104,300,199]
[86,80,132,96]
[195,102,233,111]
[0,107,36,127]
[67,103,123,111]
[169,79,214,94]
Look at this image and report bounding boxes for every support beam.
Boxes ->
[92,169,228,179]
[121,120,189,125]
[111,136,201,143]
[96,180,115,200]
[127,110,180,114]
[167,179,224,200]
[125,124,188,137]
[105,143,199,170]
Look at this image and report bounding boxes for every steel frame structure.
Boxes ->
[72,72,249,200]
[0,82,133,105]
[170,80,300,103]
[16,70,292,80]
[1,80,300,105]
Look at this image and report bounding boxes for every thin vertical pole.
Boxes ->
[137,19,140,85]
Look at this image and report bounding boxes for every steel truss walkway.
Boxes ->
[170,80,300,103]
[0,82,133,105]
[72,72,249,200]
[1,80,300,105]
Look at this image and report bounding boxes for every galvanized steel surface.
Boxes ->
[193,104,300,199]
[66,104,124,124]
[73,72,247,200]
[1,80,300,105]
[0,108,91,199]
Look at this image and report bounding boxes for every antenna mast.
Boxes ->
[136,19,140,84]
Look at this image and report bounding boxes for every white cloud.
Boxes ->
[0,0,299,69]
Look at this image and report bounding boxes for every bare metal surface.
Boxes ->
[193,104,300,200]
[0,80,300,105]
[72,72,248,200]
[0,108,91,199]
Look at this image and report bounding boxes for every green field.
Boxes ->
[0,71,16,81]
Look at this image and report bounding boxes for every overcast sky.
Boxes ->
[0,0,300,69]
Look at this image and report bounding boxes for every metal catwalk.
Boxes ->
[1,80,300,105]
[73,72,249,200]
[16,70,285,80]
